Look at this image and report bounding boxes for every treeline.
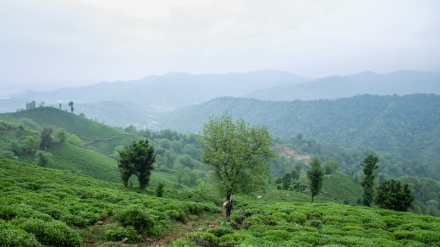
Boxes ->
[157,94,440,177]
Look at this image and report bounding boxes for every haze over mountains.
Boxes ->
[1,69,439,128]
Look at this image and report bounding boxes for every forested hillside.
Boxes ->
[2,105,440,245]
[156,94,440,177]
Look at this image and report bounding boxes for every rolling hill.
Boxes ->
[2,157,440,246]
[155,94,440,176]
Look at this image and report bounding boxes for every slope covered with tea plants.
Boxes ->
[0,157,221,246]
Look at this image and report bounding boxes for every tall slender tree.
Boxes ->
[361,155,379,207]
[307,157,324,202]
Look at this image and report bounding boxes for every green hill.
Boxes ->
[156,94,440,179]
[0,157,220,246]
[2,157,440,246]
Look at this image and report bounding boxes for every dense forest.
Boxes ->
[156,94,440,178]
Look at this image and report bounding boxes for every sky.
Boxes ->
[1,0,439,92]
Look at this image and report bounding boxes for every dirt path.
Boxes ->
[144,213,224,247]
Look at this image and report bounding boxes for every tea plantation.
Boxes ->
[2,156,440,246]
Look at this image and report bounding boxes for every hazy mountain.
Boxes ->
[11,69,309,108]
[245,70,440,100]
[155,94,440,169]
[3,69,439,128]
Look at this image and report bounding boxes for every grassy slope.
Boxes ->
[11,107,128,141]
[0,157,221,246]
[2,157,440,246]
[1,107,139,156]
[20,143,121,183]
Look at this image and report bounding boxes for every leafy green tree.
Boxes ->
[375,179,415,211]
[40,127,54,149]
[324,156,339,174]
[35,150,54,167]
[291,169,300,181]
[201,113,275,198]
[361,155,379,207]
[54,128,67,143]
[307,157,324,202]
[117,139,156,190]
[282,172,292,190]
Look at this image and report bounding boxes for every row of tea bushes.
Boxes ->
[0,157,221,246]
[168,195,440,246]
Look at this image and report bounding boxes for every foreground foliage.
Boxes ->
[0,157,220,246]
[170,193,440,247]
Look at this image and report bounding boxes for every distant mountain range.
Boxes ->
[245,70,440,100]
[1,69,439,127]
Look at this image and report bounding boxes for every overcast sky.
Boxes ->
[1,0,439,92]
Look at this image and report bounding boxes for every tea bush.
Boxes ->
[207,226,234,237]
[164,203,187,222]
[0,204,52,221]
[17,218,82,247]
[167,239,199,247]
[104,226,139,243]
[115,205,155,234]
[188,231,219,247]
[0,220,42,247]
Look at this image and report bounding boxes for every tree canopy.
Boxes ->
[117,139,155,190]
[307,157,324,202]
[201,113,275,197]
[375,179,415,211]
[361,155,379,207]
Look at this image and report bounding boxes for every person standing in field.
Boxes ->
[224,195,233,218]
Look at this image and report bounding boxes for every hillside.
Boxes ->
[2,106,439,214]
[2,157,440,246]
[156,94,440,178]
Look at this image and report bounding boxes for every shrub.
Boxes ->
[0,220,42,247]
[188,231,219,247]
[156,182,165,197]
[218,232,251,247]
[0,204,52,221]
[104,226,139,243]
[164,204,187,222]
[308,219,323,229]
[167,239,199,247]
[287,211,307,225]
[207,227,234,237]
[242,214,265,229]
[115,206,155,234]
[18,218,82,247]
[263,229,291,242]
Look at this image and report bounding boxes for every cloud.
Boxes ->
[1,0,439,90]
